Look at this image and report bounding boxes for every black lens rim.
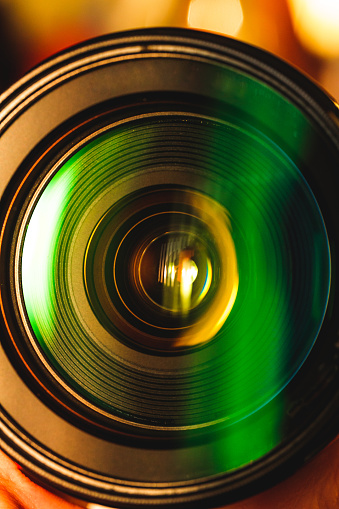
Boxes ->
[1,28,339,508]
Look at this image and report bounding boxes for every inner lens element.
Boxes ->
[18,112,330,461]
[84,187,238,351]
[141,231,209,311]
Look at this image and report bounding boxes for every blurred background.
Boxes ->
[1,0,339,99]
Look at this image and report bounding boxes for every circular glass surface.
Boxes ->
[19,113,330,471]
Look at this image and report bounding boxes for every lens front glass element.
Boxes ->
[18,110,330,473]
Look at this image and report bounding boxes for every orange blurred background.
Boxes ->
[1,0,339,99]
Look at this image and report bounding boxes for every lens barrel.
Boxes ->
[1,28,339,508]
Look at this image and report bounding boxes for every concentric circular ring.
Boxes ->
[85,185,238,351]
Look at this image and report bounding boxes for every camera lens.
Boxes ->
[1,28,338,508]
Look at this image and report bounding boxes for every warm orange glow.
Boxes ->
[7,0,86,37]
[188,0,244,36]
[103,0,179,30]
[288,0,339,58]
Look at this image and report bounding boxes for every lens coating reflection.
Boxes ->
[19,113,330,474]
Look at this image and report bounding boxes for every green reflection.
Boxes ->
[22,170,71,347]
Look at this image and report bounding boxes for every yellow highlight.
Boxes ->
[179,257,198,313]
[288,0,339,58]
[188,0,244,36]
[175,192,239,348]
